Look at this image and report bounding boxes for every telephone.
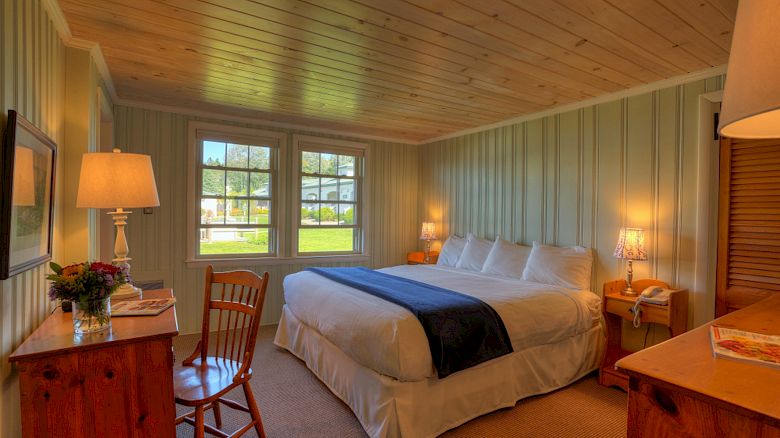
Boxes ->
[630,286,672,328]
[638,286,672,305]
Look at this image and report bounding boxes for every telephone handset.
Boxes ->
[638,286,671,305]
[631,286,673,328]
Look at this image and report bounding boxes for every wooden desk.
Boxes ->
[616,294,780,437]
[9,289,179,437]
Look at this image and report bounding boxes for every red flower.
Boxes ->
[90,262,119,275]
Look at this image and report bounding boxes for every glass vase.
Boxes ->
[72,297,112,334]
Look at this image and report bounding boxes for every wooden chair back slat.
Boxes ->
[197,265,269,367]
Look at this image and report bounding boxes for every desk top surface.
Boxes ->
[9,289,179,362]
[617,294,780,421]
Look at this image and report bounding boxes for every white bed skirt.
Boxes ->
[274,305,606,438]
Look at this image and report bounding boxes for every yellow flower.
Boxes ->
[62,263,85,279]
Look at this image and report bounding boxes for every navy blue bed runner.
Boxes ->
[306,267,513,378]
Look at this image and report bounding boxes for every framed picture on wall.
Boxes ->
[0,110,57,280]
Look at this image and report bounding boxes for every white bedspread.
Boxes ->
[283,265,601,382]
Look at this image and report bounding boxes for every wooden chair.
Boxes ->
[174,265,269,438]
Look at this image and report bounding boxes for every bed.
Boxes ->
[274,260,605,438]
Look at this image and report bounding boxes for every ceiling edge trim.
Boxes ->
[421,64,728,145]
[41,0,119,103]
[115,98,419,145]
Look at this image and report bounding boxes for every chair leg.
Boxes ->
[212,400,223,428]
[243,381,266,438]
[195,405,205,438]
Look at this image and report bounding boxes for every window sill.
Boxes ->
[185,254,371,268]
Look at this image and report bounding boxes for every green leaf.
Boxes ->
[50,262,62,274]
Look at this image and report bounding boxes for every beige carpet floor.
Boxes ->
[173,326,627,438]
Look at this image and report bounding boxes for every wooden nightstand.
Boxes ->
[599,278,688,392]
[407,251,439,265]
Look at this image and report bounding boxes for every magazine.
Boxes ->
[112,298,176,316]
[710,325,780,369]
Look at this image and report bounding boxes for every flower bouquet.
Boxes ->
[47,261,131,333]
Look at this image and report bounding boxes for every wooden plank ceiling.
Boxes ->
[59,0,737,142]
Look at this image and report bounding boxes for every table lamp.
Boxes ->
[613,227,647,296]
[76,148,159,300]
[718,0,780,138]
[420,222,437,264]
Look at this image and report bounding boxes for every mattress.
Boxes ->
[275,305,604,438]
[282,264,602,381]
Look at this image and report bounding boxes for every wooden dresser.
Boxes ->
[9,289,179,437]
[616,294,780,437]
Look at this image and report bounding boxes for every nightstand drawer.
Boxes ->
[605,298,670,325]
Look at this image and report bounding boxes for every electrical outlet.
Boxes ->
[143,207,153,214]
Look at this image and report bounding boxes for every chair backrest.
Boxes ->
[197,265,269,370]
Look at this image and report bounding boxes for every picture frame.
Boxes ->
[0,110,57,280]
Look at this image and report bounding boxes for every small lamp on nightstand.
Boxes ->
[420,222,437,264]
[614,227,647,296]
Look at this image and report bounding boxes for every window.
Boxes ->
[191,124,284,259]
[294,135,366,255]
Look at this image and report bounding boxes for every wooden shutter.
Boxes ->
[716,137,780,316]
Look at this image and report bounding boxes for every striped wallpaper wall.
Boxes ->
[112,105,420,334]
[0,0,66,436]
[419,75,725,348]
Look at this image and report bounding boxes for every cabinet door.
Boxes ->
[80,339,176,437]
[716,137,780,316]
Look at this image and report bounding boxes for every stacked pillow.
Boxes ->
[436,235,593,290]
[436,235,467,267]
[455,234,495,271]
[521,241,593,290]
[482,238,532,278]
[437,234,530,276]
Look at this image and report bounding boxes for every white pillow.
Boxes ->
[522,241,593,290]
[436,235,467,267]
[455,234,495,271]
[481,239,532,278]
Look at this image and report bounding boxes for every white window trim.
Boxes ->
[292,134,370,257]
[186,122,287,263]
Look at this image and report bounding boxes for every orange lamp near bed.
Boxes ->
[420,222,437,264]
[614,227,647,296]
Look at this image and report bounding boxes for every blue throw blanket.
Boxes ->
[306,267,513,378]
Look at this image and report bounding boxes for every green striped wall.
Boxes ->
[0,0,66,435]
[113,105,420,333]
[419,75,725,348]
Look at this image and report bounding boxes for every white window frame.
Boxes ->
[187,122,287,263]
[292,135,369,257]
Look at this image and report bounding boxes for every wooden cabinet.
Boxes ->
[617,294,780,437]
[9,289,179,437]
[716,137,780,316]
[600,279,688,392]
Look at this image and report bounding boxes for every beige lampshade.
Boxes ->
[12,146,35,206]
[613,227,648,261]
[76,149,160,208]
[718,1,780,138]
[420,222,436,240]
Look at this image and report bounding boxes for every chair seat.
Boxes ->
[174,357,253,405]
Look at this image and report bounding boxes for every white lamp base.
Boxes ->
[112,283,142,301]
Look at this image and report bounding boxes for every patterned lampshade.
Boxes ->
[420,222,436,241]
[613,227,648,261]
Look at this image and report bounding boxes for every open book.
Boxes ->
[112,298,176,316]
[710,325,780,369]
